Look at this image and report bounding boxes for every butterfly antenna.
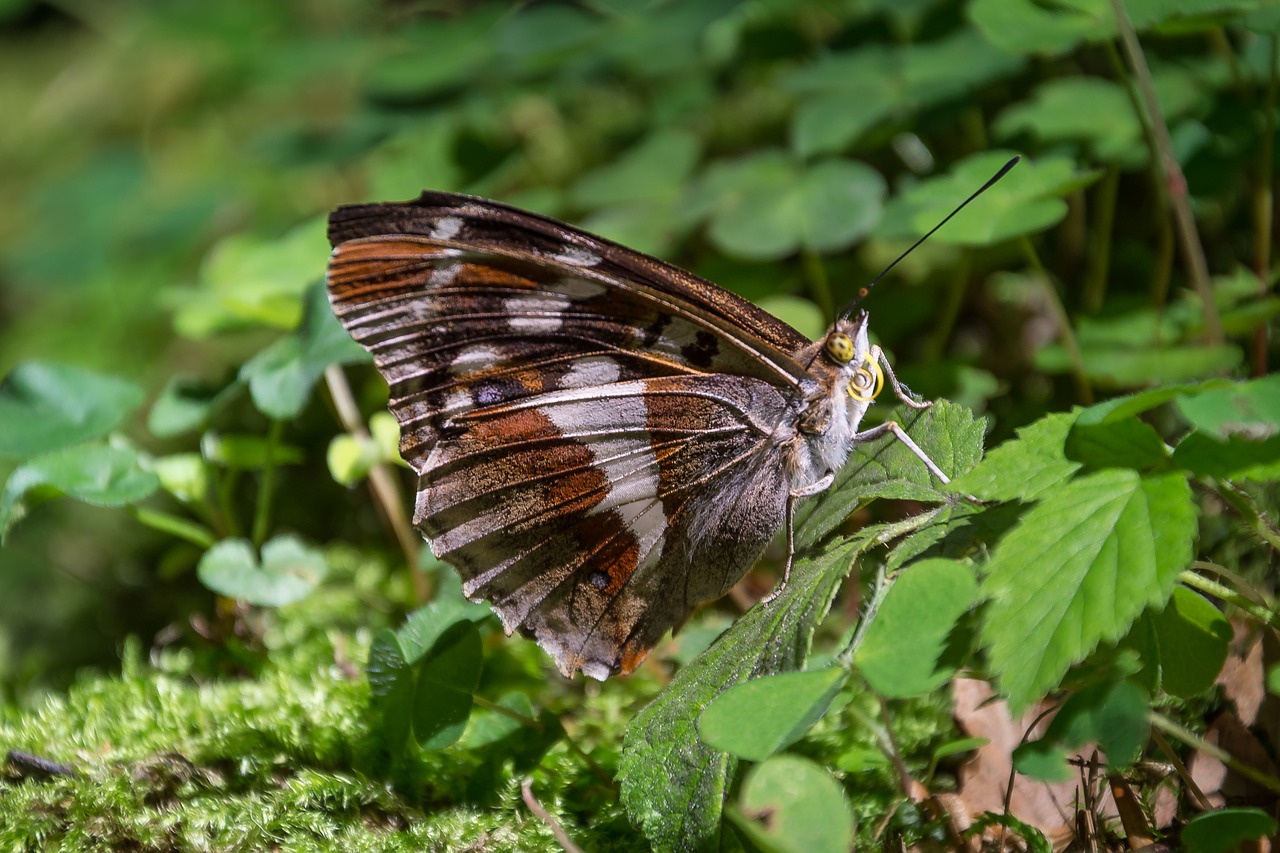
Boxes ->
[839,155,1020,318]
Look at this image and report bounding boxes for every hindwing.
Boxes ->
[326,193,818,678]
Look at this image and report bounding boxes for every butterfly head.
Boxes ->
[822,311,884,406]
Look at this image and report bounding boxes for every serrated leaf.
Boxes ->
[731,755,854,853]
[0,363,145,459]
[1,443,160,539]
[699,668,847,761]
[1150,586,1232,698]
[240,282,368,420]
[1171,431,1280,481]
[1074,380,1232,425]
[857,559,977,697]
[618,540,858,852]
[1177,374,1280,440]
[798,400,985,548]
[1065,416,1169,470]
[981,469,1196,711]
[947,411,1080,502]
[1042,681,1149,768]
[196,534,328,606]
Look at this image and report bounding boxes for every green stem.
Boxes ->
[129,507,216,550]
[1252,34,1277,377]
[1018,236,1093,404]
[1213,478,1280,553]
[1149,711,1280,795]
[1081,166,1118,316]
[1109,0,1224,346]
[251,419,284,548]
[1179,570,1276,628]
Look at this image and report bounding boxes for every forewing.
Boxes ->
[420,374,795,680]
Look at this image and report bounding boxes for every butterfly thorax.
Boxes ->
[786,313,880,492]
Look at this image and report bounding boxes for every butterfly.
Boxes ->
[326,192,951,680]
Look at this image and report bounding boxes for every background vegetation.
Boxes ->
[0,0,1277,850]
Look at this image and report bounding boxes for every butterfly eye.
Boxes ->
[825,333,855,364]
[847,355,884,402]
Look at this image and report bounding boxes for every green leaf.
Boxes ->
[1150,586,1232,698]
[1011,739,1073,782]
[175,216,329,338]
[798,400,985,548]
[968,0,1112,57]
[994,77,1145,165]
[570,128,702,208]
[1177,374,1280,440]
[947,411,1079,503]
[1,443,160,539]
[878,152,1096,246]
[413,620,483,750]
[698,667,847,761]
[694,152,885,260]
[0,363,145,459]
[327,433,381,486]
[459,691,534,750]
[196,535,328,607]
[1065,416,1169,471]
[1182,808,1278,853]
[1041,681,1150,768]
[618,540,858,852]
[857,559,978,697]
[147,376,235,438]
[151,453,209,503]
[240,282,368,420]
[1171,431,1280,481]
[1035,341,1244,387]
[731,755,854,853]
[1073,380,1232,425]
[981,469,1196,711]
[367,630,414,755]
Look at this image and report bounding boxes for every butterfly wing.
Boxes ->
[327,194,816,677]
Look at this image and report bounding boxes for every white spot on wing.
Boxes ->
[560,357,621,389]
[449,344,500,376]
[506,295,567,333]
[541,394,666,565]
[430,216,464,241]
[553,246,602,267]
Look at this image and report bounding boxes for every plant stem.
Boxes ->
[1213,478,1280,553]
[1110,0,1224,346]
[924,255,969,363]
[1178,569,1275,627]
[251,418,283,548]
[1149,711,1280,795]
[1018,236,1093,404]
[324,365,427,601]
[129,507,216,550]
[1252,34,1277,377]
[1081,166,1118,315]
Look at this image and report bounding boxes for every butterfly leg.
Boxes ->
[761,472,836,606]
[874,347,931,410]
[854,420,951,485]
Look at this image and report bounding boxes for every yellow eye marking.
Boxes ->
[825,333,855,364]
[847,354,884,402]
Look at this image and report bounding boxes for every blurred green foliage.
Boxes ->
[1,0,1278,849]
